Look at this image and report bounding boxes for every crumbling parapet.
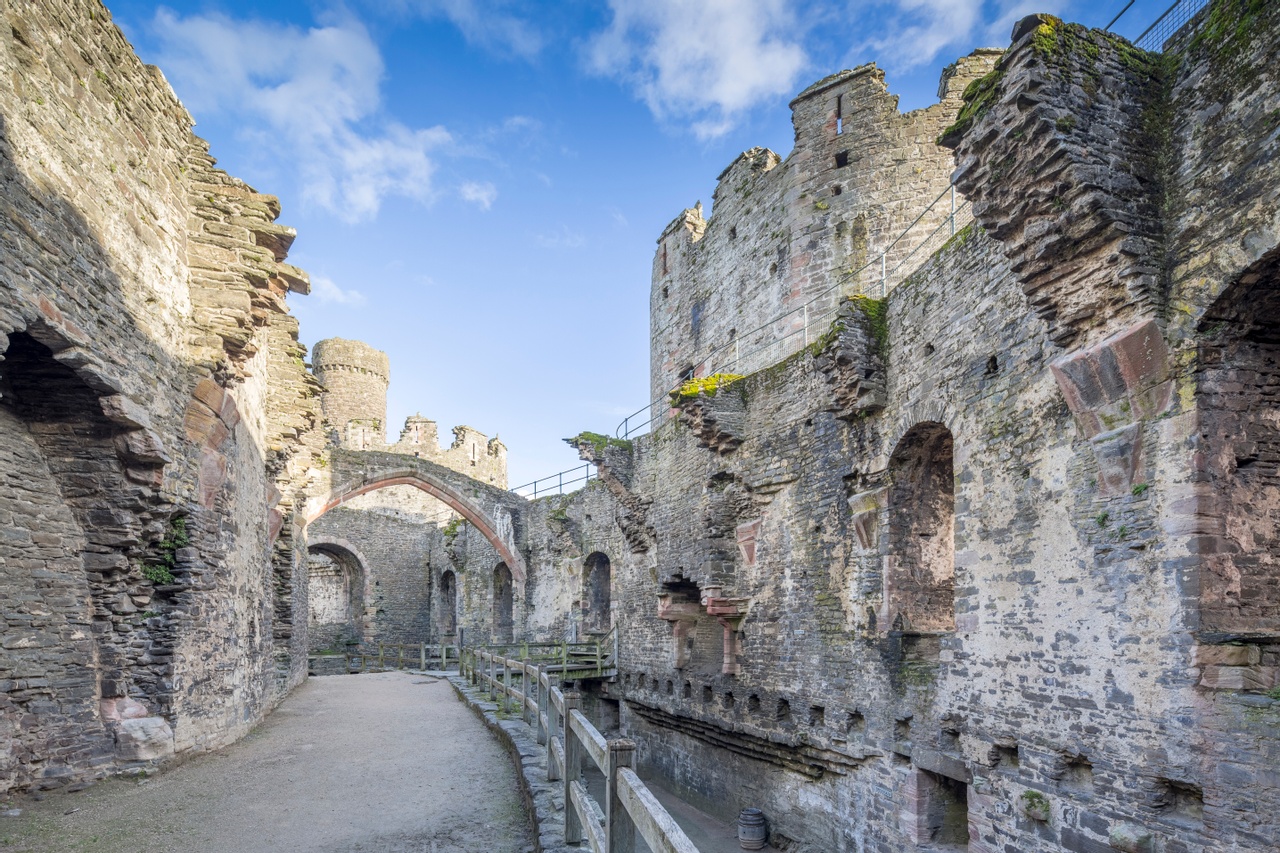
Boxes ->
[942,14,1172,350]
[650,49,1000,406]
[815,296,888,420]
[670,373,747,454]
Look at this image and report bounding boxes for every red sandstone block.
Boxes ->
[191,378,226,413]
[1199,665,1277,690]
[1193,645,1259,666]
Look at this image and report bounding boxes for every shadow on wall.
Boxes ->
[0,112,291,793]
[493,562,514,643]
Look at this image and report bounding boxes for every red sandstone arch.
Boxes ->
[306,469,527,582]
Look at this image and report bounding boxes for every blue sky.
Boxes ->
[106,0,1175,489]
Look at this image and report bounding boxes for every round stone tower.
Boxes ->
[311,338,390,450]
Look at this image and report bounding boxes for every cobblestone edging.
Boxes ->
[448,675,568,853]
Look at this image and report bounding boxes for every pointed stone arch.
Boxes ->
[305,467,526,583]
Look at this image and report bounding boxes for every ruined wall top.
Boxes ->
[311,338,507,488]
[649,48,1001,404]
[312,338,391,384]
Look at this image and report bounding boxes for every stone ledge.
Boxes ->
[449,675,567,853]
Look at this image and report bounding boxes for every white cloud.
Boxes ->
[586,0,809,139]
[853,0,985,72]
[310,276,368,306]
[149,10,451,222]
[535,226,586,249]
[852,0,1075,74]
[460,180,498,210]
[394,0,543,59]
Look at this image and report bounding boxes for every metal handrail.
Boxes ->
[1134,0,1210,50]
[510,462,596,499]
[1104,0,1211,49]
[615,181,967,440]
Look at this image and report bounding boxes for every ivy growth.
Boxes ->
[144,516,189,586]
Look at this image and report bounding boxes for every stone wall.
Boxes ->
[0,0,319,793]
[516,5,1280,852]
[649,50,1000,405]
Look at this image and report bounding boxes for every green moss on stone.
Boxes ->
[566,431,633,455]
[670,373,744,404]
[938,66,1005,144]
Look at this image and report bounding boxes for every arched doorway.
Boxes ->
[492,562,514,643]
[439,570,458,638]
[583,552,612,636]
[307,468,526,583]
[306,543,366,650]
[885,422,955,632]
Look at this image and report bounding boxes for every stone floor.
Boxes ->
[0,672,534,852]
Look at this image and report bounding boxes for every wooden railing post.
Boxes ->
[535,674,548,745]
[563,692,583,844]
[547,686,562,782]
[522,663,534,727]
[378,642,384,670]
[607,739,637,853]
[502,657,511,713]
[420,642,427,671]
[440,642,446,670]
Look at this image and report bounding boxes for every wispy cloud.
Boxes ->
[391,0,543,59]
[586,0,808,139]
[848,0,1073,73]
[460,180,498,210]
[311,276,368,306]
[149,10,450,222]
[535,225,586,249]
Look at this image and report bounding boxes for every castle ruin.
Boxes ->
[1,1,1278,852]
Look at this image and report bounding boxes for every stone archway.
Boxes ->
[884,421,955,633]
[304,538,370,651]
[306,467,526,583]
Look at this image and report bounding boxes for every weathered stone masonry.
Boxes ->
[4,7,1280,853]
[0,0,320,793]
[510,4,1280,853]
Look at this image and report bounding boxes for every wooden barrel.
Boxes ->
[738,808,766,850]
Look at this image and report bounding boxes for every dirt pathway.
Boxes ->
[0,672,534,853]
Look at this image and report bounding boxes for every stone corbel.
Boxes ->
[1050,319,1173,496]
[702,587,749,676]
[657,593,701,670]
[847,487,887,550]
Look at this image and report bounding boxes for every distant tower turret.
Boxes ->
[311,338,390,450]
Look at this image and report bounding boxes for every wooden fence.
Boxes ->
[461,643,700,853]
[341,642,459,672]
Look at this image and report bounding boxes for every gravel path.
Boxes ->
[0,672,535,853]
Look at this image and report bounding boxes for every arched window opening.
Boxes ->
[492,562,514,643]
[583,552,612,636]
[885,422,955,633]
[1196,264,1280,636]
[306,544,364,650]
[439,570,458,638]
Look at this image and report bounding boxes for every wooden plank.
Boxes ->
[570,710,608,773]
[551,685,565,714]
[569,780,606,853]
[550,735,565,779]
[617,768,701,853]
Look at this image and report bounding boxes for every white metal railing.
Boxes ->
[616,183,971,440]
[461,641,699,853]
[511,462,596,499]
[1120,0,1212,50]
